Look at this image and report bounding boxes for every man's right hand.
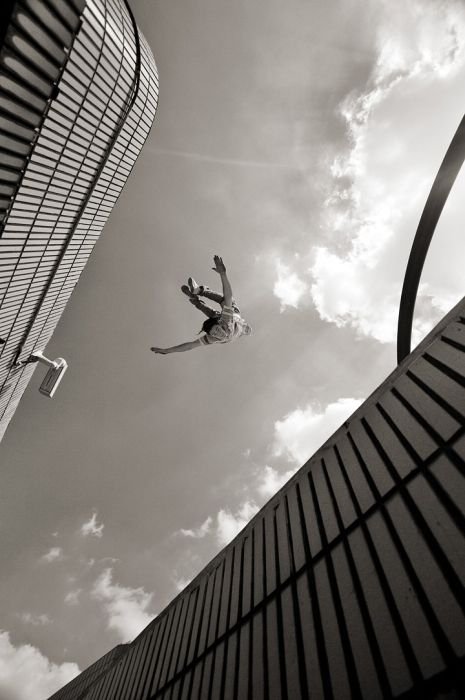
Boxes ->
[151,347,169,354]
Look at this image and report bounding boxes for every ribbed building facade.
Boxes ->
[0,0,159,440]
[50,297,465,699]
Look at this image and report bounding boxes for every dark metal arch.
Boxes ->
[397,114,465,364]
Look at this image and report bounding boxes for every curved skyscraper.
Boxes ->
[0,0,159,440]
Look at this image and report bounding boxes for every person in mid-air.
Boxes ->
[151,255,252,355]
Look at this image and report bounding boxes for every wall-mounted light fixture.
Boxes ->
[16,351,68,398]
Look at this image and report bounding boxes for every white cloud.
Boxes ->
[64,590,82,607]
[257,465,298,499]
[0,631,79,700]
[177,516,213,539]
[18,613,51,627]
[80,512,104,538]
[216,501,259,546]
[310,242,400,343]
[173,576,192,593]
[173,500,260,551]
[273,259,308,311]
[91,569,155,643]
[40,547,63,564]
[373,0,465,84]
[273,398,363,464]
[339,1,465,138]
[310,0,465,345]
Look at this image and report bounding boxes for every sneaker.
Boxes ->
[188,277,203,295]
[181,284,195,297]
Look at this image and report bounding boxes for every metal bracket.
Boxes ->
[14,350,68,398]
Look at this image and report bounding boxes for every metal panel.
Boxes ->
[51,301,465,699]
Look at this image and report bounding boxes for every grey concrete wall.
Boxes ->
[51,297,465,699]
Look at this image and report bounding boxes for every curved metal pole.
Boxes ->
[397,114,465,364]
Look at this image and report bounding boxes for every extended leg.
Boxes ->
[201,286,240,313]
[199,286,223,304]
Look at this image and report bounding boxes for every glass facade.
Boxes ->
[0,0,159,441]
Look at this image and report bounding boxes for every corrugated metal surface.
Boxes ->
[47,644,129,700]
[51,298,465,699]
[0,0,159,440]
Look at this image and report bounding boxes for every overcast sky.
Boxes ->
[1,0,465,697]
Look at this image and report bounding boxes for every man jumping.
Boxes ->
[151,255,252,355]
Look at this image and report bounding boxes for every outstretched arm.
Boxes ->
[151,339,203,354]
[212,255,233,307]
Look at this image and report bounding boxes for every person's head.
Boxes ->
[201,317,219,335]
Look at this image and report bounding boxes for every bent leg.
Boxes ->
[191,298,219,318]
[185,282,239,313]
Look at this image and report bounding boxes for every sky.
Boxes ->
[1,0,465,697]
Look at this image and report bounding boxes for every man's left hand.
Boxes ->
[212,255,226,274]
